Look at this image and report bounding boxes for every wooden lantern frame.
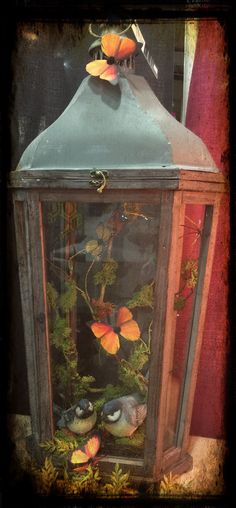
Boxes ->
[9,167,225,481]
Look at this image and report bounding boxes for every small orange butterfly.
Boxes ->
[90,306,140,355]
[86,33,136,85]
[69,434,101,472]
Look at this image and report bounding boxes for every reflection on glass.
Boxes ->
[164,204,206,450]
[43,201,160,460]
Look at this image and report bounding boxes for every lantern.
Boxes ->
[9,25,225,486]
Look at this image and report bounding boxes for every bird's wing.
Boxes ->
[63,407,75,423]
[129,403,147,427]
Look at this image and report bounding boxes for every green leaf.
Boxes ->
[104,463,130,495]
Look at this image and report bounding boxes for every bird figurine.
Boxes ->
[101,394,147,437]
[56,399,97,435]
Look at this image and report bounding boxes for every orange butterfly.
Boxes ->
[90,306,140,355]
[70,434,101,472]
[86,33,136,85]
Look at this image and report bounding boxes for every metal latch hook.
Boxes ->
[90,170,109,193]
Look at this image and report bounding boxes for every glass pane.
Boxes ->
[42,199,160,461]
[164,204,206,450]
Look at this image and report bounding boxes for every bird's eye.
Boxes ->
[88,402,93,412]
[107,409,121,422]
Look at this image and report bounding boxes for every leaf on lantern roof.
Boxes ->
[59,280,77,312]
[94,259,118,286]
[47,282,59,309]
[127,282,154,309]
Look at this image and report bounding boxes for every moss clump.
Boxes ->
[127,282,154,309]
[94,259,118,287]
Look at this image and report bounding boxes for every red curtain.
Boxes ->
[185,20,229,438]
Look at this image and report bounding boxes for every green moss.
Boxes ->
[46,282,59,309]
[94,259,118,286]
[59,280,77,312]
[127,282,154,309]
[118,341,149,395]
[93,384,127,413]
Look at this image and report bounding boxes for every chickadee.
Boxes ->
[101,394,147,437]
[57,399,97,435]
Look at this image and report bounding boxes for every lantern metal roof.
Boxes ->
[17,73,217,173]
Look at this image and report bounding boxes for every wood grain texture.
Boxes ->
[27,194,54,441]
[13,193,53,441]
[9,168,226,192]
[144,190,174,477]
[13,199,40,439]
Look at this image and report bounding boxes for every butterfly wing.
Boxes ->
[101,33,121,57]
[96,223,112,242]
[86,59,118,85]
[99,65,118,85]
[115,37,136,60]
[116,306,140,341]
[90,322,113,338]
[101,329,120,354]
[70,448,89,465]
[90,322,120,354]
[86,59,109,77]
[101,33,136,60]
[116,306,133,326]
[84,435,101,459]
[85,239,103,257]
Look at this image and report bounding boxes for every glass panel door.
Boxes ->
[42,199,161,462]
